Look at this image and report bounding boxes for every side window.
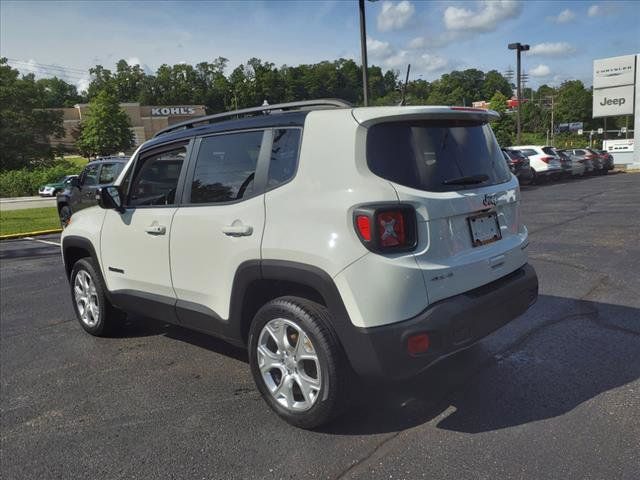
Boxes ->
[128,146,187,207]
[519,149,536,157]
[82,163,100,186]
[268,129,301,189]
[190,131,263,204]
[98,163,119,184]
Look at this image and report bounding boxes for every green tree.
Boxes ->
[482,70,512,100]
[76,89,134,157]
[489,91,515,146]
[0,58,64,170]
[36,77,82,107]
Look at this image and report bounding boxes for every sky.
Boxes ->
[1,0,639,93]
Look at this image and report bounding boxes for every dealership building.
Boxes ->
[50,103,206,150]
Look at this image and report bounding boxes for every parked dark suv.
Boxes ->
[501,148,534,184]
[57,157,128,226]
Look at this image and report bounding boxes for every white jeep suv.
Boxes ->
[61,100,538,428]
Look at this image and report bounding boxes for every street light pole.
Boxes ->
[359,0,369,106]
[508,42,529,144]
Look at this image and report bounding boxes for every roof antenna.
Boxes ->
[399,64,411,106]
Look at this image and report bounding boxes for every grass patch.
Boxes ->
[0,207,60,236]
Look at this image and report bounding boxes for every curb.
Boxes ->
[0,228,62,241]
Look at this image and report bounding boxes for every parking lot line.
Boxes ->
[23,236,61,247]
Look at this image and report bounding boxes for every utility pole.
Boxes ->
[508,42,530,144]
[550,95,554,145]
[358,0,369,106]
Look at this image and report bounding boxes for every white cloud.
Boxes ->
[529,64,551,77]
[367,36,448,75]
[417,53,449,73]
[11,58,90,93]
[548,9,576,23]
[125,57,152,74]
[377,1,415,32]
[588,4,615,17]
[408,36,426,49]
[528,42,576,57]
[367,37,393,58]
[588,5,601,17]
[443,0,522,32]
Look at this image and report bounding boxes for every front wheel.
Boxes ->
[248,297,352,429]
[59,205,72,228]
[70,258,125,336]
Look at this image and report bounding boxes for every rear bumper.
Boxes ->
[341,264,538,380]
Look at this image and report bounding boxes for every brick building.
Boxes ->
[50,103,206,151]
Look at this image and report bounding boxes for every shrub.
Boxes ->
[0,161,83,197]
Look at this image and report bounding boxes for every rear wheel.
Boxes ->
[248,296,352,429]
[70,258,125,336]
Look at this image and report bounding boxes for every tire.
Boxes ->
[59,205,72,228]
[70,258,125,336]
[248,296,352,429]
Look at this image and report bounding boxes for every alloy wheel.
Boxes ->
[257,318,321,412]
[74,270,100,327]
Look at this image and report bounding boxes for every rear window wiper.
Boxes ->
[442,174,489,185]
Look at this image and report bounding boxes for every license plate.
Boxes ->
[468,212,501,247]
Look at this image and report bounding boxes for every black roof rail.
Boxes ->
[153,98,353,138]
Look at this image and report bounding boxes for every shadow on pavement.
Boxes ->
[110,294,639,436]
[322,294,639,435]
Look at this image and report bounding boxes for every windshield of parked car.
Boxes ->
[367,119,511,192]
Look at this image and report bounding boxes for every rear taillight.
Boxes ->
[540,156,554,164]
[353,204,417,253]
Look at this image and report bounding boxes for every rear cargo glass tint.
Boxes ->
[367,120,511,192]
[542,147,557,156]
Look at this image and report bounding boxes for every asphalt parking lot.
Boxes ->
[1,172,639,480]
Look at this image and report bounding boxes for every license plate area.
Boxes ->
[468,211,501,247]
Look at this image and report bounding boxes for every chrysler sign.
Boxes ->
[593,55,636,89]
[151,106,197,116]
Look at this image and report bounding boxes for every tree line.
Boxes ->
[0,56,632,171]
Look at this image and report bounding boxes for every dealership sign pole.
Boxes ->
[592,54,638,168]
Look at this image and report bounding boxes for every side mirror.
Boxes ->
[98,186,125,213]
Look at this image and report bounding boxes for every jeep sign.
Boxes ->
[151,106,197,116]
[593,85,634,117]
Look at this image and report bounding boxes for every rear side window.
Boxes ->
[367,120,511,192]
[268,129,301,189]
[98,163,122,184]
[190,131,263,203]
[519,149,537,156]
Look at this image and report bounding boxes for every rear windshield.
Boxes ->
[542,147,557,156]
[367,120,511,192]
[505,149,526,160]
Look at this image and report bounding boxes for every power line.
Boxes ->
[6,58,88,74]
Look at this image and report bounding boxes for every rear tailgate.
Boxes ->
[358,108,529,304]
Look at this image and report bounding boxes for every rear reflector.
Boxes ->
[408,333,430,355]
[356,215,371,242]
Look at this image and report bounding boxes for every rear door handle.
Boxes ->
[145,224,166,235]
[222,222,253,237]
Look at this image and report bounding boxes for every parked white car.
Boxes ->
[61,101,538,428]
[509,145,563,181]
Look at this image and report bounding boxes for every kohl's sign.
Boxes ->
[151,106,197,116]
